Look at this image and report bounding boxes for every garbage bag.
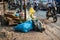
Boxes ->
[14,20,33,32]
[33,20,45,32]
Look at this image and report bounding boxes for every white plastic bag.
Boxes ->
[26,11,32,20]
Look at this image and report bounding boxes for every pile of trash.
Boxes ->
[14,7,45,33]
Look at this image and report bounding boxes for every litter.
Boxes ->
[33,19,45,32]
[14,20,33,33]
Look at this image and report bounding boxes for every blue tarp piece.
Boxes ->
[14,20,33,32]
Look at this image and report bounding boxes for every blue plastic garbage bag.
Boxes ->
[14,20,33,32]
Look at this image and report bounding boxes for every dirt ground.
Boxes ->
[0,19,60,40]
[0,26,48,40]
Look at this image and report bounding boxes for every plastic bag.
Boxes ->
[33,20,45,32]
[26,11,32,20]
[15,13,20,17]
[29,7,36,20]
[29,7,35,14]
[14,20,33,32]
